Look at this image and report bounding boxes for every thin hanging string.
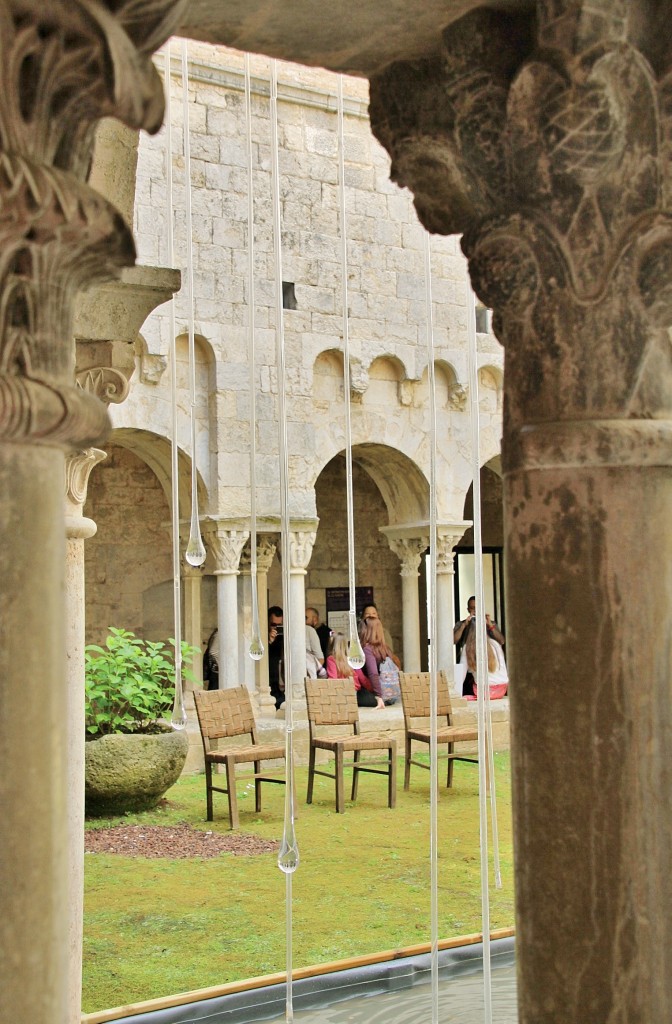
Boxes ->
[466,281,495,1024]
[269,59,299,1024]
[164,44,186,731]
[423,230,439,1024]
[180,39,207,568]
[336,75,365,669]
[244,54,264,663]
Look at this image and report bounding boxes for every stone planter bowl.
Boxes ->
[85,728,189,816]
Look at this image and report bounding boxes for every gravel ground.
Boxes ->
[84,824,279,859]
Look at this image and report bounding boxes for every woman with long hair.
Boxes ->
[464,624,508,699]
[359,617,401,706]
[326,632,384,709]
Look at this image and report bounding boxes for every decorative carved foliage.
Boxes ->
[370,1,672,429]
[0,0,186,445]
[76,366,130,404]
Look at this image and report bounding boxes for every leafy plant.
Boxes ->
[85,628,198,738]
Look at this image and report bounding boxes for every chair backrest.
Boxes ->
[398,671,453,724]
[193,687,256,752]
[304,678,359,728]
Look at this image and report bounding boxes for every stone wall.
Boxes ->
[84,445,173,645]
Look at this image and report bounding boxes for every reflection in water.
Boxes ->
[288,963,517,1024]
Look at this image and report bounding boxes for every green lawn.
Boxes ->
[83,753,514,1013]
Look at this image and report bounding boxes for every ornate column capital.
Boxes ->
[288,528,318,573]
[255,535,279,575]
[205,523,250,576]
[370,3,672,470]
[383,536,426,577]
[0,0,187,450]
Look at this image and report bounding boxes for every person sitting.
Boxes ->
[306,622,326,678]
[305,607,331,663]
[359,617,401,706]
[325,632,384,709]
[462,626,508,700]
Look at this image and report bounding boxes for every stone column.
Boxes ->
[0,7,183,1024]
[206,525,249,688]
[255,536,278,714]
[64,448,105,1024]
[386,535,427,672]
[287,528,317,698]
[435,529,467,687]
[182,561,203,689]
[371,5,672,1019]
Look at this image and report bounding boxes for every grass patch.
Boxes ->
[84,753,513,1012]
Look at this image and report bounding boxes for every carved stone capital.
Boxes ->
[206,527,250,575]
[64,447,106,510]
[288,530,316,572]
[386,535,428,577]
[435,526,469,573]
[0,0,187,447]
[370,4,672,462]
[447,382,468,411]
[255,535,279,575]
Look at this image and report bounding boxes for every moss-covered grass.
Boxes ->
[84,753,513,1013]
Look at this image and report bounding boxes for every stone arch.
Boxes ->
[414,358,462,409]
[313,348,345,407]
[305,442,428,657]
[459,455,504,549]
[478,363,503,413]
[107,426,207,516]
[362,354,407,407]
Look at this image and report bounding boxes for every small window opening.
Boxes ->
[282,282,297,310]
[475,304,490,334]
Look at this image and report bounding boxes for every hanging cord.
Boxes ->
[163,44,186,731]
[466,280,506,1024]
[336,76,365,669]
[244,54,264,663]
[180,39,207,568]
[423,231,439,1024]
[269,59,299,1024]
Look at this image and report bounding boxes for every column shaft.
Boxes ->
[216,573,240,688]
[288,569,307,692]
[400,572,421,671]
[435,570,454,682]
[0,450,68,1024]
[182,570,203,688]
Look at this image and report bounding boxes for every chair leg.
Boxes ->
[447,743,454,789]
[205,760,214,821]
[335,745,345,813]
[307,742,316,804]
[254,759,262,813]
[404,735,412,790]
[225,756,239,829]
[388,744,397,809]
[351,749,361,802]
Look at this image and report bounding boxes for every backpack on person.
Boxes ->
[378,655,400,705]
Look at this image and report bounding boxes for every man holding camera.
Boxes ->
[453,596,505,696]
[268,606,285,709]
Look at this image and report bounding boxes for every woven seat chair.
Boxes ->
[398,671,478,790]
[304,678,396,813]
[193,686,286,828]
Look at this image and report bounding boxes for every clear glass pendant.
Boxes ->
[347,610,365,669]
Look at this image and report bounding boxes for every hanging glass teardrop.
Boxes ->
[171,693,187,731]
[248,634,264,661]
[185,529,206,566]
[278,819,300,874]
[347,611,365,669]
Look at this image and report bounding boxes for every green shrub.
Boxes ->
[85,628,198,738]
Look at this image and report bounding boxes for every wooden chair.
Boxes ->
[193,687,286,828]
[398,671,478,790]
[304,678,396,813]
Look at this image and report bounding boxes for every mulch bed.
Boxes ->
[84,824,279,859]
